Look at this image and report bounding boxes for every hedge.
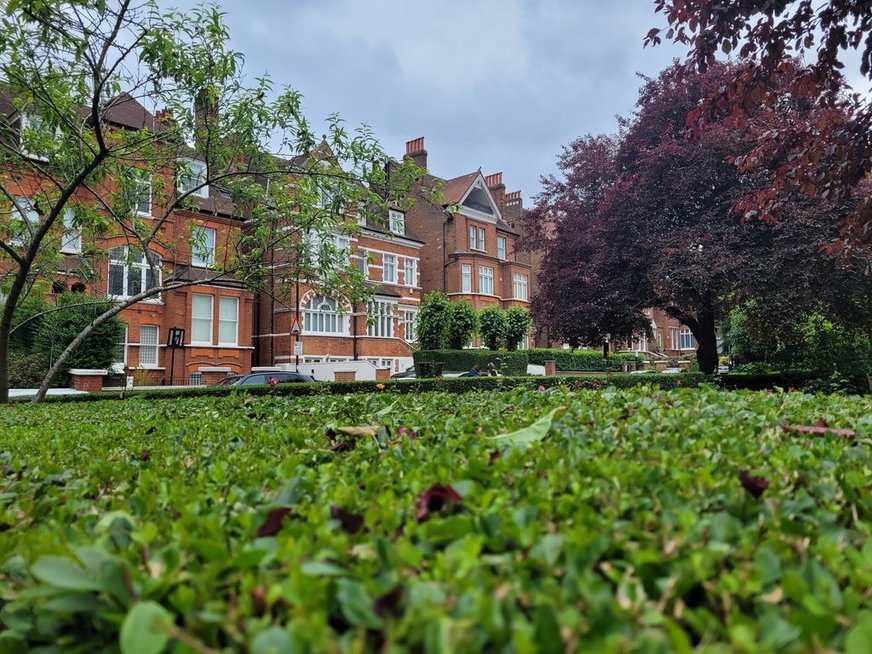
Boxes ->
[413,349,528,376]
[527,348,644,371]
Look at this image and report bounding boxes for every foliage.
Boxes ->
[7,351,49,388]
[503,306,531,351]
[478,305,506,351]
[647,1,872,252]
[7,283,50,354]
[527,61,872,374]
[32,295,124,380]
[446,300,478,350]
[1,386,870,651]
[413,350,528,376]
[527,348,642,371]
[416,292,452,350]
[785,314,872,394]
[722,302,778,364]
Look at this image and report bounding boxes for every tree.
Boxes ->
[447,300,477,349]
[504,306,531,351]
[478,306,506,351]
[0,1,417,402]
[528,61,872,373]
[417,292,451,350]
[647,1,872,254]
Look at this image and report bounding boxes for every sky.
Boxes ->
[153,1,865,207]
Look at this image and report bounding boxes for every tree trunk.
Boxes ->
[693,309,719,374]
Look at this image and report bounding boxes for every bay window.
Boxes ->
[478,266,494,295]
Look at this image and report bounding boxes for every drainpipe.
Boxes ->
[442,210,452,293]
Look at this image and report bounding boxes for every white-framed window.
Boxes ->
[388,209,405,235]
[468,225,486,251]
[335,234,350,266]
[680,328,694,350]
[497,236,507,260]
[177,158,208,198]
[356,249,369,278]
[383,254,397,283]
[191,226,216,268]
[19,113,55,161]
[218,296,238,345]
[108,247,161,300]
[478,266,494,295]
[305,231,350,268]
[402,308,418,342]
[670,327,680,351]
[10,196,39,246]
[461,264,472,293]
[513,273,528,301]
[367,300,395,338]
[191,293,213,344]
[304,295,348,335]
[404,257,417,287]
[138,325,159,368]
[60,208,81,254]
[112,324,128,373]
[125,169,152,216]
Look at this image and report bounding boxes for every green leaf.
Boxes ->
[533,605,563,654]
[489,407,565,447]
[30,557,104,592]
[300,561,346,577]
[336,578,380,630]
[846,611,872,654]
[251,626,295,654]
[119,601,173,654]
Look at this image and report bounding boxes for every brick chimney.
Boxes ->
[405,137,427,171]
[504,190,523,227]
[485,172,506,213]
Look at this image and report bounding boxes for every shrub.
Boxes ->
[416,292,451,350]
[8,352,50,388]
[527,348,643,371]
[479,306,506,350]
[447,300,478,349]
[8,282,50,354]
[504,306,531,351]
[414,350,528,376]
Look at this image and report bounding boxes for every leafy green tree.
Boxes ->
[417,292,451,350]
[447,300,478,349]
[0,1,417,402]
[504,306,531,351]
[33,294,124,380]
[479,306,507,351]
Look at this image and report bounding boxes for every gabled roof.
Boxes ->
[440,171,480,206]
[100,92,160,131]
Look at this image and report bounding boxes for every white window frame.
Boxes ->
[19,113,55,162]
[383,253,397,284]
[388,209,405,235]
[191,293,214,345]
[404,257,417,287]
[218,296,239,346]
[60,207,81,254]
[191,225,216,268]
[335,234,351,266]
[112,324,128,373]
[356,249,369,278]
[513,273,528,301]
[10,196,39,246]
[468,225,486,252]
[461,264,472,293]
[303,295,349,336]
[367,300,395,338]
[401,308,418,342]
[670,327,680,351]
[177,157,209,198]
[126,169,152,217]
[476,227,486,251]
[107,246,161,301]
[468,225,476,250]
[497,236,507,260]
[478,266,494,296]
[680,328,694,351]
[138,325,159,368]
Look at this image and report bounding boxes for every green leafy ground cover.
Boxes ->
[1,386,871,653]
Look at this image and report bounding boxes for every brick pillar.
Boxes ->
[375,368,391,381]
[199,366,233,385]
[543,360,556,376]
[334,370,356,382]
[69,369,108,393]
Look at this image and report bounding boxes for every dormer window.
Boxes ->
[177,158,208,198]
[388,209,405,235]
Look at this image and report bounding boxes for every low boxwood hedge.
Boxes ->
[527,348,643,371]
[413,349,528,376]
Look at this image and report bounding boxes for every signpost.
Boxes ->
[166,327,185,385]
[291,318,302,372]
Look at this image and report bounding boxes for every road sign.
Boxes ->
[290,318,302,335]
[294,341,303,356]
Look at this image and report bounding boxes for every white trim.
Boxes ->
[177,157,209,199]
[455,173,502,223]
[358,228,424,249]
[446,291,530,303]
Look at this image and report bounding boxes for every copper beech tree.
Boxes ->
[526,62,872,373]
[647,0,872,256]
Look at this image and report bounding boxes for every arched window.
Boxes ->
[108,246,161,300]
[303,295,348,335]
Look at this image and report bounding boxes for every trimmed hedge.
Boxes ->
[28,373,711,404]
[413,350,528,376]
[719,372,818,391]
[527,348,644,371]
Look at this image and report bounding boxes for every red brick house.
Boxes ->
[401,137,533,323]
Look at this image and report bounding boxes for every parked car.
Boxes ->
[391,366,417,379]
[214,371,316,386]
